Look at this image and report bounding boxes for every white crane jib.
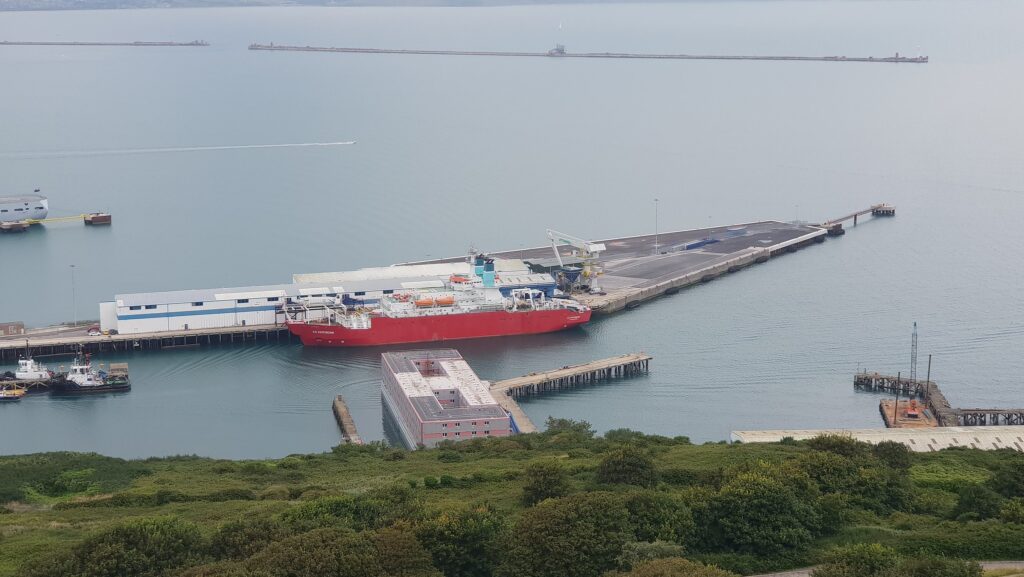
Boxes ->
[546,229,606,279]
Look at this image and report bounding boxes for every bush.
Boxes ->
[246,527,383,577]
[372,524,442,577]
[806,435,870,458]
[522,459,571,506]
[597,446,659,488]
[872,441,913,470]
[1000,497,1024,523]
[499,492,630,577]
[989,459,1024,498]
[705,469,819,555]
[952,485,1004,520]
[897,555,982,577]
[416,506,508,577]
[893,520,1024,558]
[423,477,439,489]
[811,543,900,577]
[624,491,695,546]
[209,518,291,561]
[607,557,739,577]
[614,541,687,571]
[23,517,205,577]
[258,485,291,501]
[438,450,463,463]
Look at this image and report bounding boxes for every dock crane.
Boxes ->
[546,229,606,291]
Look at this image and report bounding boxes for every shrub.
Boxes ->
[258,485,291,501]
[438,450,463,463]
[897,555,982,577]
[805,435,870,458]
[499,492,630,577]
[209,518,291,561]
[522,459,571,506]
[952,484,1004,520]
[872,441,913,470]
[423,477,439,489]
[988,459,1024,498]
[246,527,383,577]
[1000,497,1024,524]
[705,470,819,555]
[416,506,508,577]
[811,543,899,577]
[614,541,687,571]
[372,524,442,577]
[892,520,1024,558]
[597,446,659,488]
[624,491,695,546]
[607,557,739,577]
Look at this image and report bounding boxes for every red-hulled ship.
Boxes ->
[285,286,591,347]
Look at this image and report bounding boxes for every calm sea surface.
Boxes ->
[1,1,1023,458]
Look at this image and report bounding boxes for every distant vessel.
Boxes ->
[285,257,591,347]
[0,192,48,222]
[49,353,130,394]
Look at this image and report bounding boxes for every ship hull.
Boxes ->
[48,380,131,395]
[288,308,591,347]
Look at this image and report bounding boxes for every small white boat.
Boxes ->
[15,357,51,381]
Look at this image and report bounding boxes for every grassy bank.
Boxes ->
[2,421,1023,577]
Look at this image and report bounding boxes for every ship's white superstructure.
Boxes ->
[15,357,50,380]
[0,194,48,222]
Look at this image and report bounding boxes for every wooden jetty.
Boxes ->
[1,40,208,47]
[332,395,363,444]
[491,353,651,398]
[248,44,928,65]
[0,324,294,362]
[820,203,895,235]
[855,370,1023,428]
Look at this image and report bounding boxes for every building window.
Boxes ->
[129,306,141,311]
[484,430,490,434]
[455,432,460,436]
[237,299,249,304]
[442,433,447,437]
[484,421,490,425]
[354,291,365,296]
[442,423,447,427]
[454,422,460,427]
[383,289,394,294]
[268,297,279,302]
[192,302,203,307]
[14,208,23,211]
[471,422,477,426]
[472,431,477,435]
[144,305,157,310]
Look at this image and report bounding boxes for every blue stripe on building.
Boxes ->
[117,305,279,320]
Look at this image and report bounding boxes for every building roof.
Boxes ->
[294,258,530,284]
[730,426,1024,452]
[382,350,507,421]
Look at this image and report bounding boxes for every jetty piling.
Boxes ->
[491,353,652,398]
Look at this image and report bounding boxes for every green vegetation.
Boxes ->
[2,422,1024,577]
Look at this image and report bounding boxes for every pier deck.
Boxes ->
[332,395,363,444]
[491,353,651,397]
[422,220,829,314]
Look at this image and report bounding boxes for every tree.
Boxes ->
[522,459,571,505]
[952,484,1004,520]
[989,459,1024,498]
[416,506,507,577]
[1000,497,1024,524]
[897,555,982,577]
[614,541,686,572]
[706,470,819,555]
[21,517,205,577]
[606,558,738,577]
[623,491,695,546]
[372,524,442,577]
[872,441,913,470]
[597,446,659,488]
[246,527,384,577]
[209,518,291,561]
[810,544,900,577]
[499,492,630,577]
[806,435,870,459]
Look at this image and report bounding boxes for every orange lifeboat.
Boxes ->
[450,274,471,283]
[435,296,455,307]
[414,297,435,308]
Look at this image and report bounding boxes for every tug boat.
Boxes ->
[15,357,52,381]
[49,353,131,394]
[0,388,26,402]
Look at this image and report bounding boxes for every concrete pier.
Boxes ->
[491,353,651,398]
[1,40,208,47]
[332,395,362,444]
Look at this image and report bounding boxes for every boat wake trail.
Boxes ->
[0,141,357,159]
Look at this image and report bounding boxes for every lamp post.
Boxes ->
[653,198,659,255]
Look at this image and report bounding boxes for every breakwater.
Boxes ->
[0,40,209,47]
[248,43,928,64]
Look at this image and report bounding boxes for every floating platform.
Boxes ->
[880,399,939,428]
[731,426,1024,452]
